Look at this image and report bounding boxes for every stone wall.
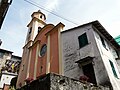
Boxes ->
[17,73,110,90]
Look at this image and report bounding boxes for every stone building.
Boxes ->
[16,10,120,90]
[0,49,13,70]
[0,48,21,89]
[61,21,120,90]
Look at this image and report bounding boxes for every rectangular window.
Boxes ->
[78,33,88,48]
[100,36,107,49]
[109,60,118,78]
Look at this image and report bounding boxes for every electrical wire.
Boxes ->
[24,0,78,25]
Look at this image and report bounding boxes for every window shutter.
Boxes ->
[78,33,88,48]
[109,60,118,78]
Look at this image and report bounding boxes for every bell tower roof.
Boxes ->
[25,10,47,44]
[27,10,46,27]
[31,10,46,20]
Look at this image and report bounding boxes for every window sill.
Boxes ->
[79,42,91,49]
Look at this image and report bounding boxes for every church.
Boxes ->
[16,10,65,88]
[17,10,120,90]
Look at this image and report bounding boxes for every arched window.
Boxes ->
[38,27,41,33]
[29,27,32,34]
[40,15,42,19]
[40,44,47,57]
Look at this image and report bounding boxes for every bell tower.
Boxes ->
[25,10,46,44]
[17,10,46,88]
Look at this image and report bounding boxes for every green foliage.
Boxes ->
[9,86,16,90]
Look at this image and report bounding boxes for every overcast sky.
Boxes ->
[0,0,120,56]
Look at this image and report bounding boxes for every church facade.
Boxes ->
[16,10,64,88]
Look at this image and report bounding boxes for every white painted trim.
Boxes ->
[33,44,39,79]
[46,35,50,74]
[26,49,32,78]
[33,21,38,40]
[58,27,63,75]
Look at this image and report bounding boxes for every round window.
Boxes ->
[40,44,47,57]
